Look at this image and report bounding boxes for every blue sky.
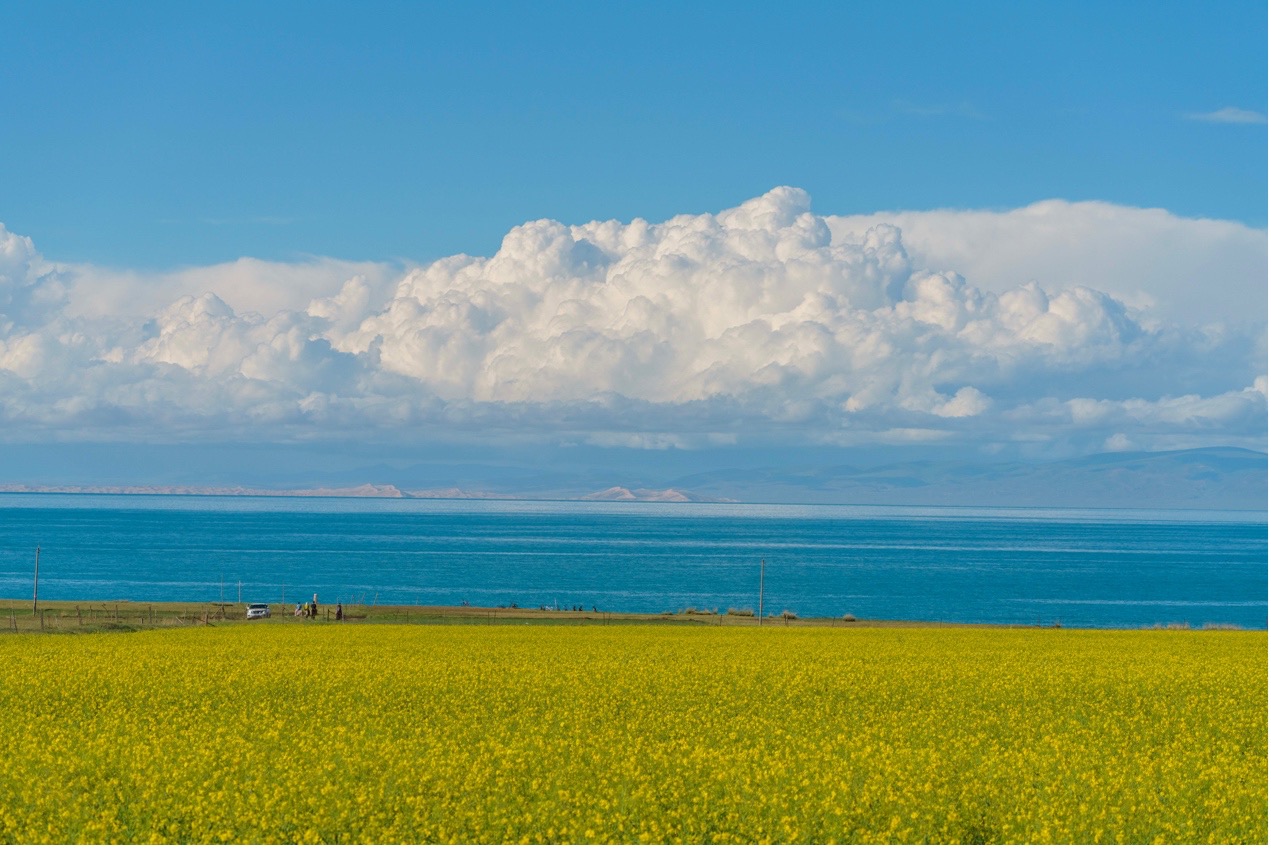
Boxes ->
[0,1,1265,494]
[2,0,1265,267]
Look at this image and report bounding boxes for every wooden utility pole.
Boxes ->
[32,546,40,614]
[758,558,765,626]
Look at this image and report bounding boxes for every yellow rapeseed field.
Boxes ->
[0,623,1264,844]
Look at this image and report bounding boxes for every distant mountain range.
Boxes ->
[580,487,734,503]
[0,483,410,499]
[652,447,1267,510]
[1,447,1264,511]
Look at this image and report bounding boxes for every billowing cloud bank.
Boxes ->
[829,201,1267,326]
[0,188,1264,454]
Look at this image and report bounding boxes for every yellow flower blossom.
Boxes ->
[0,625,1263,843]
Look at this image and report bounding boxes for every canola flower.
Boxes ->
[0,623,1264,843]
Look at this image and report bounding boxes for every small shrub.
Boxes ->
[781,610,798,620]
[727,608,754,617]
[841,613,857,622]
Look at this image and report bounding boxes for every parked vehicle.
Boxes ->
[246,603,271,620]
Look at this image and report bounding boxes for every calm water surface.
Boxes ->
[0,494,1264,629]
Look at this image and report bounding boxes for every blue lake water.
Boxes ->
[0,494,1265,629]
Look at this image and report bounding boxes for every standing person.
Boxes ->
[335,602,343,621]
[310,593,318,619]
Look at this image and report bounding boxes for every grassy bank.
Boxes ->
[0,598,1023,633]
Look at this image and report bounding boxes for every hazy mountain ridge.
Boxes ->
[0,483,409,499]
[663,448,1267,510]
[0,448,1263,511]
[581,487,736,503]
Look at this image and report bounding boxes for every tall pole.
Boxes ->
[758,558,765,626]
[32,546,40,614]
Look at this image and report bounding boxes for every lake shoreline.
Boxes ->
[1,598,1253,633]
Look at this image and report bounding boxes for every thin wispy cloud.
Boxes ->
[198,215,297,227]
[891,100,987,120]
[1185,107,1267,125]
[837,102,986,125]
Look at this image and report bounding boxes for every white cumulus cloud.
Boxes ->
[827,200,1267,327]
[0,188,1263,455]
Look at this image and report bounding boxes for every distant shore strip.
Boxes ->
[1,599,1250,633]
